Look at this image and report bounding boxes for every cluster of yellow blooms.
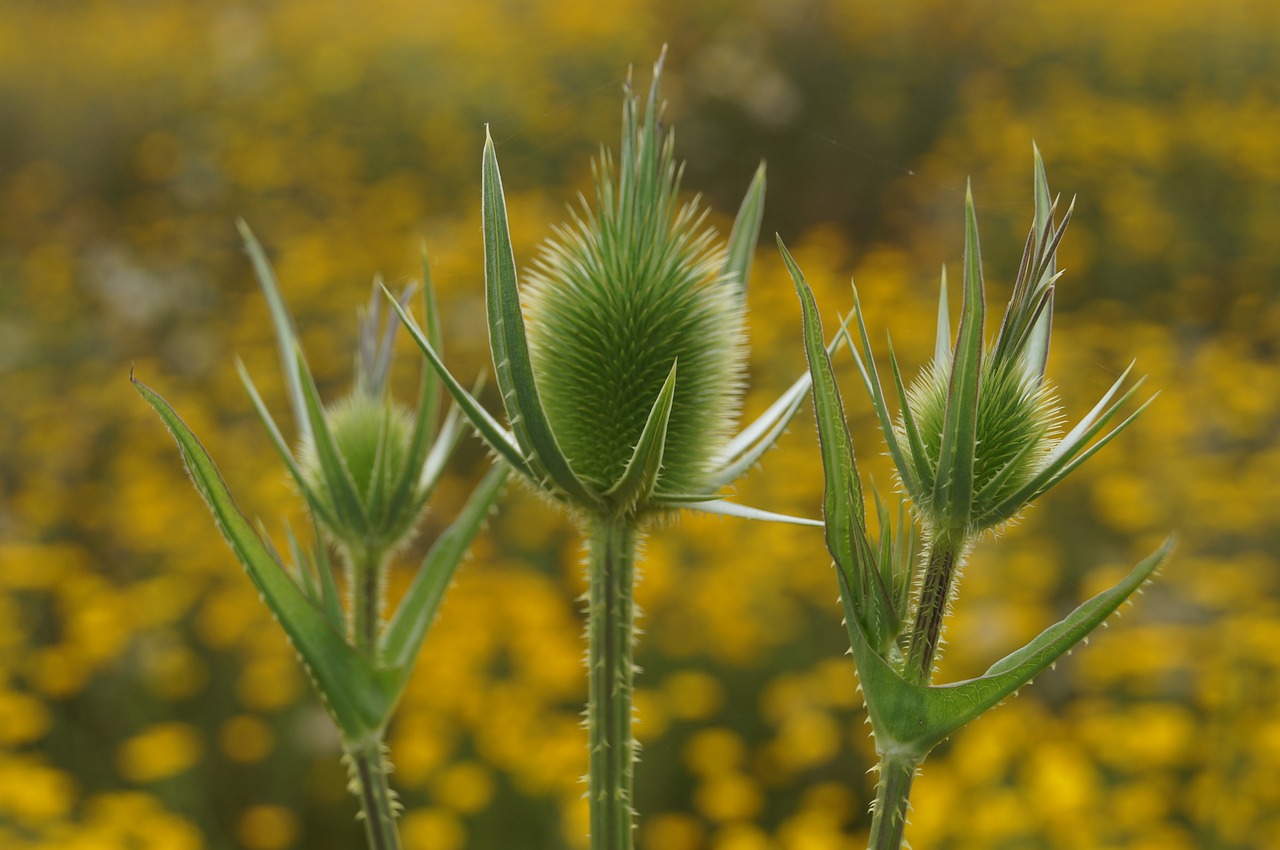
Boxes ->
[3,0,1279,848]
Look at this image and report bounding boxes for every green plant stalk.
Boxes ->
[345,544,399,848]
[347,547,387,657]
[587,515,638,850]
[349,738,402,850]
[905,534,965,685]
[875,535,962,844]
[867,532,964,849]
[868,754,916,850]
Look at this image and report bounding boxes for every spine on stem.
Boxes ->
[348,739,402,850]
[906,535,965,684]
[346,547,389,658]
[868,755,917,850]
[587,516,639,850]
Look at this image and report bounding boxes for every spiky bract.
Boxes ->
[300,392,420,551]
[899,356,1061,537]
[521,80,746,504]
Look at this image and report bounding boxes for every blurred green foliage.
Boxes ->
[2,1,1279,848]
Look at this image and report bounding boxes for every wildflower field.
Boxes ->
[3,1,1279,848]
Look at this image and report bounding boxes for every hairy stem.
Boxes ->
[347,547,387,658]
[586,516,639,850]
[867,534,963,849]
[348,739,402,850]
[905,535,963,685]
[867,754,917,850]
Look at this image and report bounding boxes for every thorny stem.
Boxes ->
[868,533,964,850]
[905,534,964,685]
[344,545,399,850]
[349,739,402,850]
[586,516,638,850]
[868,755,916,850]
[348,547,387,658]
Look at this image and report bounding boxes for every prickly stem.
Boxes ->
[346,546,388,659]
[906,534,965,684]
[868,755,917,850]
[347,739,402,850]
[586,516,638,850]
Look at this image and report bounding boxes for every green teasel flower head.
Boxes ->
[845,146,1154,544]
[233,226,467,560]
[133,223,508,748]
[519,57,746,504]
[295,304,421,556]
[391,50,825,527]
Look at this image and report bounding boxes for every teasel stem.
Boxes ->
[586,515,639,850]
[347,547,388,658]
[864,533,964,849]
[905,533,965,685]
[868,753,917,850]
[348,738,402,850]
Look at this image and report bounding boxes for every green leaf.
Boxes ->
[710,369,809,487]
[238,220,310,446]
[779,236,866,571]
[846,287,920,498]
[680,498,823,527]
[604,360,678,511]
[134,376,397,744]
[722,162,767,305]
[388,252,444,514]
[310,517,345,633]
[983,369,1151,525]
[710,311,854,490]
[385,287,535,480]
[885,338,929,492]
[481,128,601,508]
[931,183,985,533]
[1023,144,1056,383]
[934,265,951,369]
[417,401,465,498]
[281,520,318,603]
[381,465,509,674]
[841,537,1172,758]
[235,359,338,531]
[294,347,369,537]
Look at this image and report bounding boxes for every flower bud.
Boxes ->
[299,393,420,551]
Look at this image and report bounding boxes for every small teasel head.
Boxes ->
[235,223,462,563]
[297,385,418,552]
[294,282,442,555]
[519,55,746,509]
[846,147,1152,545]
[896,319,1063,540]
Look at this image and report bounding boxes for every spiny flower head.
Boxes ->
[391,51,831,529]
[896,337,1062,538]
[845,147,1152,543]
[298,391,417,549]
[520,61,746,503]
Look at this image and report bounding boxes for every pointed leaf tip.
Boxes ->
[604,359,679,511]
[481,133,600,508]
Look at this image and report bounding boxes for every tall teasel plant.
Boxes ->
[779,148,1173,850]
[134,226,507,850]
[388,52,824,850]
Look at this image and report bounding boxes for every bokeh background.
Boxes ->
[3,0,1279,848]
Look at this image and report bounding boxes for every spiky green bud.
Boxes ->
[300,393,420,550]
[898,353,1060,538]
[521,89,746,502]
[840,150,1152,545]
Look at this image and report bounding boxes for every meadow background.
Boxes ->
[3,1,1279,848]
